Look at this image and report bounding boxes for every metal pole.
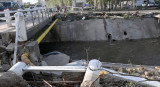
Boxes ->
[13,13,20,65]
[36,19,58,44]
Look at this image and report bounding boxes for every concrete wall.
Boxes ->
[53,18,160,41]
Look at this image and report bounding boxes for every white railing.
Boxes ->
[12,8,54,65]
[0,8,53,27]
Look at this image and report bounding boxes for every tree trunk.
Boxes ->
[60,0,64,6]
[97,0,102,10]
[111,0,113,10]
[146,0,149,9]
[94,0,97,9]
[115,0,118,10]
[120,0,122,9]
[102,0,105,10]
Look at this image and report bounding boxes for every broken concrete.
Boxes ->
[6,43,15,52]
[0,32,10,45]
[25,41,41,65]
[0,71,28,87]
[43,52,70,66]
[0,65,3,72]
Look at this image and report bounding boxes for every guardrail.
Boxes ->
[0,8,53,27]
[11,8,54,65]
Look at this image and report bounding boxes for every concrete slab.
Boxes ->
[43,53,70,66]
[25,41,41,65]
[6,43,15,52]
[0,72,3,76]
[0,66,4,72]
[0,72,28,87]
[6,43,23,54]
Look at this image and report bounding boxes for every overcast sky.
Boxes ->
[22,0,38,4]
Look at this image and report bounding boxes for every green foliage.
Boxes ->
[24,3,35,8]
[48,0,72,7]
[128,81,134,87]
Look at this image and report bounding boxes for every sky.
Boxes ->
[22,0,38,4]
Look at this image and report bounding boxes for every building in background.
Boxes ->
[15,0,23,5]
[0,0,23,5]
[38,0,46,7]
[73,0,86,7]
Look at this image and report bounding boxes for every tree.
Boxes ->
[48,0,72,7]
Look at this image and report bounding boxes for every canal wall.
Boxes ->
[50,18,160,42]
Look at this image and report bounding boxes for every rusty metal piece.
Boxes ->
[21,52,34,66]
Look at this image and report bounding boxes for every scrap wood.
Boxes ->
[43,80,53,87]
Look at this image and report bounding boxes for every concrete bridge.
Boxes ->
[0,8,53,42]
[0,9,160,87]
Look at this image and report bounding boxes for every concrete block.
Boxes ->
[0,46,6,60]
[0,66,4,72]
[6,43,23,53]
[41,61,48,66]
[0,32,10,44]
[0,60,3,72]
[0,72,28,87]
[0,40,3,46]
[0,72,3,77]
[43,52,70,66]
[6,43,14,52]
[25,41,41,65]
[1,64,10,72]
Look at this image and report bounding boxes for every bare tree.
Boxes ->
[111,0,113,10]
[94,0,97,9]
[60,0,64,6]
[146,0,149,9]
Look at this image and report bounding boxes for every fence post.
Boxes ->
[36,9,40,23]
[13,11,27,65]
[41,9,44,21]
[30,11,34,26]
[45,9,47,19]
[47,9,49,18]
[4,9,12,27]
